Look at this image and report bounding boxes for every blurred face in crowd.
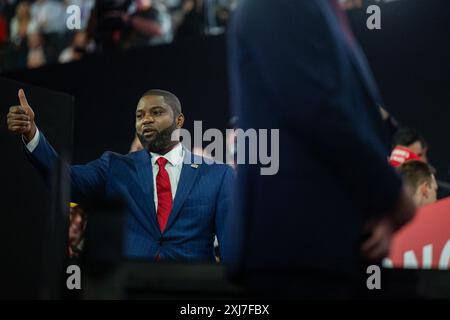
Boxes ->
[407,141,428,163]
[73,31,88,49]
[69,205,87,248]
[138,0,153,10]
[135,95,184,154]
[413,174,438,207]
[16,1,31,20]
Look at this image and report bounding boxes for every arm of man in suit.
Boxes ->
[234,0,415,226]
[214,165,235,262]
[7,89,109,203]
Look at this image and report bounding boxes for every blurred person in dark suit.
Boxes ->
[226,0,416,298]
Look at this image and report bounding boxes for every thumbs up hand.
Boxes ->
[7,89,37,142]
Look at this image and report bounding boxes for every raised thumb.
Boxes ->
[18,89,32,112]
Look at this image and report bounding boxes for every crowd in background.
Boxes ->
[0,0,238,72]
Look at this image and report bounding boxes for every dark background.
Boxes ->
[0,78,73,298]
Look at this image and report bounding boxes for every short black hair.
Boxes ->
[392,127,427,149]
[141,89,182,116]
[397,160,435,191]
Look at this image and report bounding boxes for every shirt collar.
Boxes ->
[150,143,184,166]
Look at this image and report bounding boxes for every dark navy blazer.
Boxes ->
[225,0,403,277]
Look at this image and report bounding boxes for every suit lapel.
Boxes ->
[165,150,201,231]
[134,150,160,235]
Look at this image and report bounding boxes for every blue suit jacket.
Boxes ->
[26,132,234,262]
[226,0,403,277]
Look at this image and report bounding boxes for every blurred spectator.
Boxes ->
[392,127,429,162]
[0,0,238,71]
[9,1,38,46]
[58,30,88,63]
[89,0,132,52]
[397,160,438,207]
[215,0,237,28]
[69,202,87,258]
[389,145,422,168]
[31,0,65,34]
[391,127,450,199]
[173,0,204,41]
[127,0,173,47]
[26,31,46,68]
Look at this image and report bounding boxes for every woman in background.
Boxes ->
[10,1,38,46]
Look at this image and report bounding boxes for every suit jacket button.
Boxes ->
[159,238,163,246]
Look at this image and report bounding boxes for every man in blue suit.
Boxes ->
[226,0,416,297]
[7,88,233,262]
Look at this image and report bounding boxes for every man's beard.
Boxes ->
[138,122,178,154]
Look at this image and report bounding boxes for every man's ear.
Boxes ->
[176,113,185,128]
[419,182,430,199]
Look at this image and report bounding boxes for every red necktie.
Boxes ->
[156,157,172,233]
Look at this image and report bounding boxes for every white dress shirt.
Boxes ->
[25,128,184,211]
[25,127,41,152]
